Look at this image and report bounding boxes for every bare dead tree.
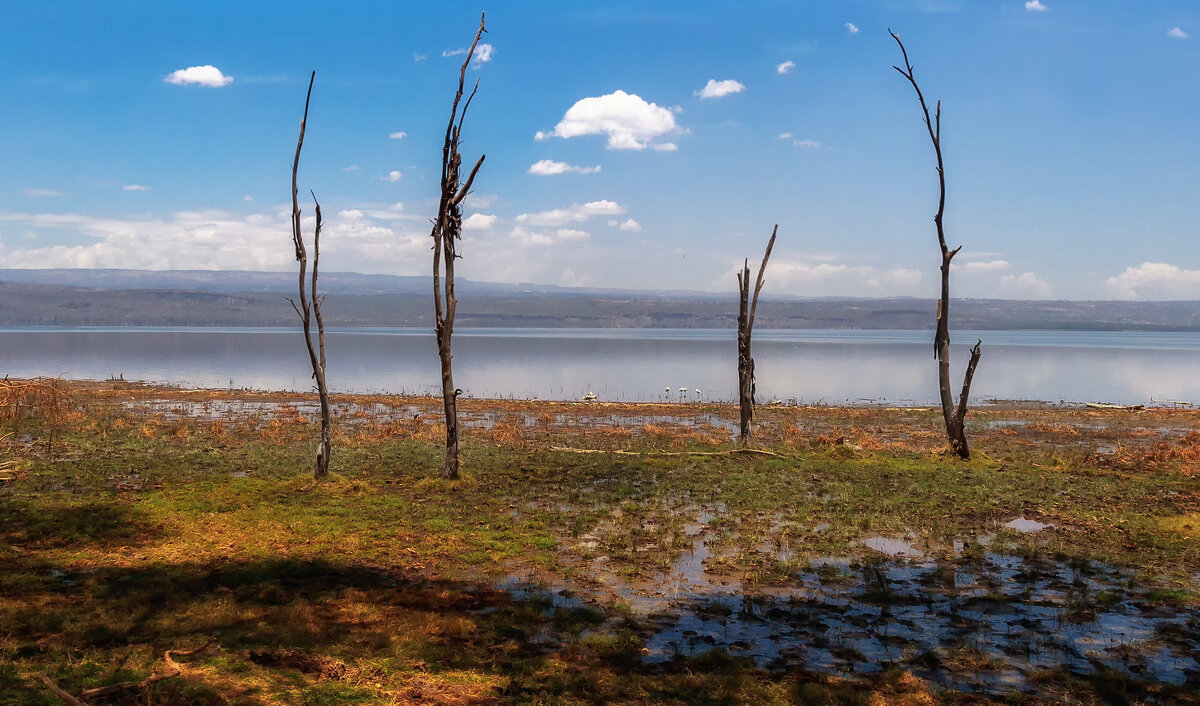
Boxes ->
[287,71,333,479]
[736,225,778,446]
[891,30,981,460]
[431,14,487,480]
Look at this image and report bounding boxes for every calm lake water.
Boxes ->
[1,327,1198,405]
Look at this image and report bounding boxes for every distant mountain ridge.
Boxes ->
[0,269,1197,330]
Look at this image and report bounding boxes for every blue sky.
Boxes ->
[2,1,1199,299]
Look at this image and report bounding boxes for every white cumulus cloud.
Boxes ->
[618,218,642,233]
[389,131,407,140]
[509,226,555,247]
[535,90,681,150]
[1024,1,1049,11]
[381,170,402,183]
[164,65,234,87]
[696,79,746,99]
[560,268,592,287]
[1000,271,1052,298]
[462,213,497,231]
[0,207,428,274]
[516,200,625,227]
[556,228,590,241]
[776,60,796,75]
[1168,27,1191,39]
[845,22,860,33]
[1106,262,1200,299]
[527,160,602,176]
[123,184,152,192]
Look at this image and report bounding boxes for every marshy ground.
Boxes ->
[1,380,1198,704]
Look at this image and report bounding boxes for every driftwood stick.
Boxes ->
[39,676,89,706]
[41,639,216,704]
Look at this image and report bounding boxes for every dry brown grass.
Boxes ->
[0,377,75,425]
[488,422,525,446]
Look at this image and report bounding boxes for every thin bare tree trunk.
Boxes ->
[288,71,332,479]
[431,14,487,480]
[891,30,981,460]
[737,225,778,446]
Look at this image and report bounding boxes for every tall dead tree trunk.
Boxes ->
[288,71,333,480]
[891,30,982,460]
[736,225,778,446]
[431,14,487,480]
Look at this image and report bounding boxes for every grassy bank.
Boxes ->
[1,381,1198,703]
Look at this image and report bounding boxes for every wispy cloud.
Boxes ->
[527,160,601,176]
[413,52,427,62]
[776,60,796,75]
[381,170,402,183]
[956,259,1010,272]
[516,200,625,227]
[389,131,407,140]
[778,134,819,148]
[164,65,234,87]
[1024,1,1049,12]
[443,43,494,66]
[845,22,860,34]
[122,184,152,192]
[695,79,746,99]
[342,166,361,172]
[536,90,681,151]
[22,188,64,197]
[1168,27,1191,39]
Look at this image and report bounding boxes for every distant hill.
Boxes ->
[0,269,1197,330]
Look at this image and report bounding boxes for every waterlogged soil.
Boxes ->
[5,380,1200,703]
[499,502,1200,699]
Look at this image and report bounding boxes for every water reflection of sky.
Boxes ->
[0,327,1197,404]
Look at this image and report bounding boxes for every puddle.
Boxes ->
[862,536,925,558]
[495,516,1200,698]
[1004,518,1054,533]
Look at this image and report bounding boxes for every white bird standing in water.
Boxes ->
[695,389,702,402]
[679,387,688,401]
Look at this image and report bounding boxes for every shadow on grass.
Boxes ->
[0,499,159,550]
[0,556,944,705]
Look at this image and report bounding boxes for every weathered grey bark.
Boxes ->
[431,14,487,480]
[736,225,778,446]
[891,30,982,460]
[288,71,333,479]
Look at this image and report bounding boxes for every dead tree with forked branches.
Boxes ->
[891,30,982,460]
[287,71,333,480]
[431,14,487,480]
[736,225,778,446]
